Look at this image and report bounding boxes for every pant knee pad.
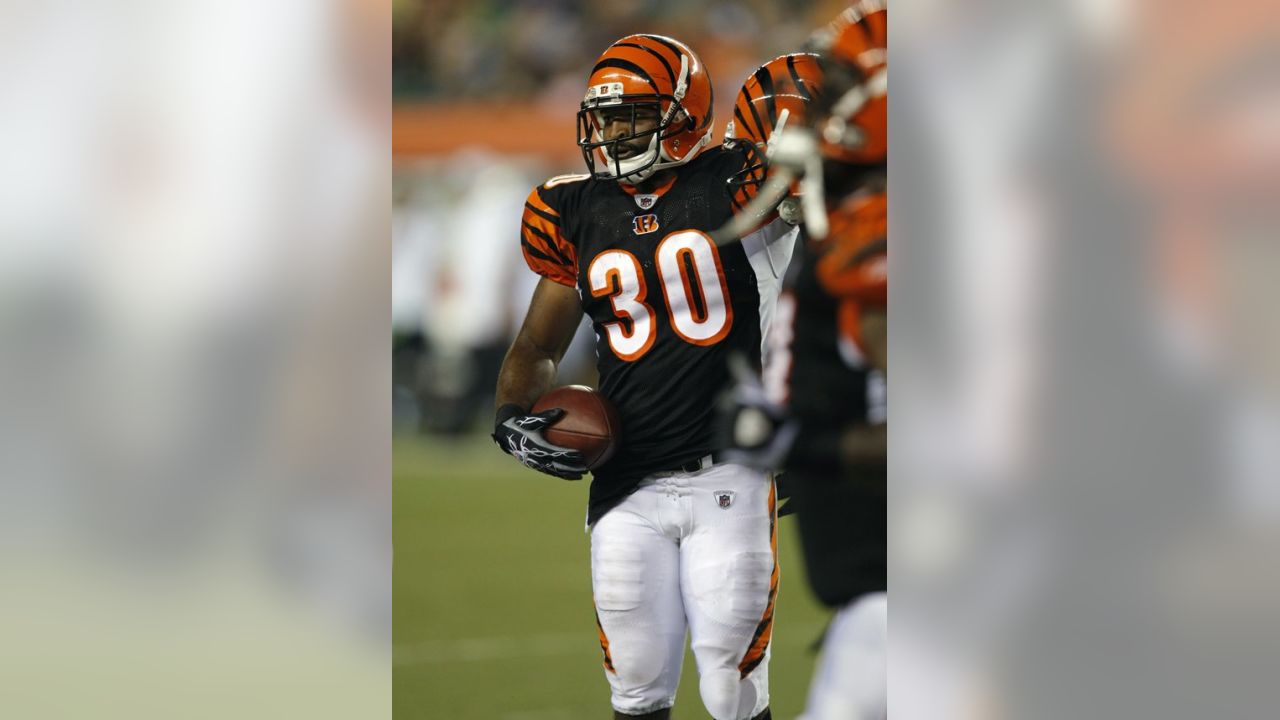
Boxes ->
[699,668,745,720]
[609,632,667,690]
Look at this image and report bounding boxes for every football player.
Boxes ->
[492,34,798,720]
[717,3,889,718]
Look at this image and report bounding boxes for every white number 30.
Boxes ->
[588,230,733,361]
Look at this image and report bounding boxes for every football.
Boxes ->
[531,385,621,470]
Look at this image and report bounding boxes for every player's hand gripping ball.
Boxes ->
[531,385,621,470]
[493,404,589,480]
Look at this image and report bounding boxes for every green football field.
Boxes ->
[394,434,831,719]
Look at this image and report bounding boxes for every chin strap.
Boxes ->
[652,53,710,170]
[656,54,690,131]
[673,54,689,102]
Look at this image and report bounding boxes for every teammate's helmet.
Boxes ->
[724,53,824,212]
[577,35,715,185]
[808,0,887,165]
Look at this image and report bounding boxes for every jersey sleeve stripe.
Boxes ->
[520,243,577,287]
[524,201,560,226]
[520,184,576,287]
[521,220,573,266]
[520,236,559,265]
[529,187,562,217]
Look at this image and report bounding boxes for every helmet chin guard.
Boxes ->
[611,125,711,186]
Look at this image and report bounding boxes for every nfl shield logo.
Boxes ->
[635,194,658,210]
[715,491,735,509]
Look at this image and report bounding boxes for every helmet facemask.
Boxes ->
[577,94,674,182]
[725,107,799,218]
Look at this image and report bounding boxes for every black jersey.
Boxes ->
[779,230,886,603]
[519,146,796,525]
[781,229,885,455]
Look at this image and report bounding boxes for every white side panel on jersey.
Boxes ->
[867,369,887,424]
[742,217,799,364]
[763,292,796,406]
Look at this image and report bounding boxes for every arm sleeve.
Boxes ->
[520,184,578,288]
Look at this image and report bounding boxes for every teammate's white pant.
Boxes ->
[591,463,777,719]
[797,592,887,720]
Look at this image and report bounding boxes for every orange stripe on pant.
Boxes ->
[594,606,616,674]
[738,479,779,678]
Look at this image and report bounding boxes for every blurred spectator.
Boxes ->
[392,153,596,435]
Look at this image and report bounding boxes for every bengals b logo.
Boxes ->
[632,214,660,235]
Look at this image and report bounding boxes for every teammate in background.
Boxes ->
[718,3,888,718]
[492,34,797,720]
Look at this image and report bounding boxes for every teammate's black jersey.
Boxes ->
[781,230,883,464]
[519,146,794,525]
[778,231,886,602]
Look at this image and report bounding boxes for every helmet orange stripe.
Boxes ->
[752,65,778,128]
[741,84,770,144]
[785,55,814,102]
[636,34,714,131]
[635,34,685,71]
[613,42,676,86]
[590,57,661,93]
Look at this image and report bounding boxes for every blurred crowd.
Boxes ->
[393,0,828,101]
[392,154,598,434]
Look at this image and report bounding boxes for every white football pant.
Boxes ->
[590,463,777,719]
[797,592,887,720]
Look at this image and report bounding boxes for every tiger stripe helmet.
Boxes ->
[577,34,715,185]
[809,0,887,165]
[724,53,825,212]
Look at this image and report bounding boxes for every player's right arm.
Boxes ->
[493,278,588,479]
[492,181,589,479]
[496,277,583,412]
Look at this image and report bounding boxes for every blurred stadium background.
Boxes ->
[391,0,852,716]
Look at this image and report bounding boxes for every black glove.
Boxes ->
[716,353,798,472]
[492,404,588,480]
